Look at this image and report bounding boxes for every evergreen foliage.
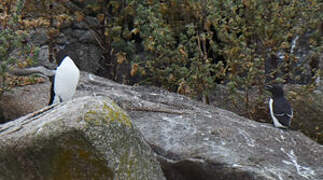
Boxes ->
[0,0,39,96]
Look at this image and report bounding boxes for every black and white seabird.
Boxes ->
[49,56,80,105]
[266,84,293,128]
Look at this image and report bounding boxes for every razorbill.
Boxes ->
[266,84,293,128]
[49,56,80,105]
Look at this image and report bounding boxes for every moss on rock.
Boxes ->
[84,102,132,127]
[0,96,165,180]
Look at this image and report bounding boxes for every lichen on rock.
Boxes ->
[0,96,165,180]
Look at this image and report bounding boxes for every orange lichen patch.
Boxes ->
[84,102,132,127]
[7,75,46,87]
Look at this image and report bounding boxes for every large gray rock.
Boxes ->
[0,81,50,123]
[0,96,166,180]
[76,72,323,180]
[1,71,323,180]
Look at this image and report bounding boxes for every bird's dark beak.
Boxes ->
[264,84,272,90]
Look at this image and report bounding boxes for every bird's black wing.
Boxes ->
[273,97,293,127]
[48,76,55,105]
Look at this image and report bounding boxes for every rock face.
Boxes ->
[0,96,166,180]
[1,72,323,180]
[0,81,51,123]
[75,72,323,180]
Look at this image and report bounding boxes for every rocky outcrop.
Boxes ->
[77,72,323,180]
[1,72,323,180]
[0,81,51,123]
[0,96,166,180]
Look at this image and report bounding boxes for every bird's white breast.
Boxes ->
[269,98,287,128]
[53,56,80,103]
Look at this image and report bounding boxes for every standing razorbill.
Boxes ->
[266,84,293,128]
[49,56,80,105]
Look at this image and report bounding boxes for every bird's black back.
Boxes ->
[48,76,55,105]
[273,97,292,127]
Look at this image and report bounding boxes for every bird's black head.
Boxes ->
[265,84,284,98]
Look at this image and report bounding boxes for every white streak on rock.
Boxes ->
[280,134,286,141]
[281,148,316,179]
[239,129,255,147]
